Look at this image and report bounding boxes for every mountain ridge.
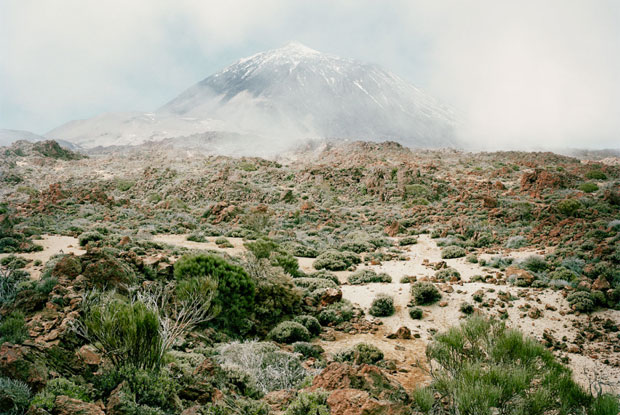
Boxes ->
[47,42,458,151]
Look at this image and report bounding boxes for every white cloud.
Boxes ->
[399,0,620,149]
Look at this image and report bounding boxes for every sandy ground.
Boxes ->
[0,235,85,280]
[143,233,620,393]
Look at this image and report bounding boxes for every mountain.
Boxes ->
[0,129,47,147]
[47,42,457,151]
[0,128,79,150]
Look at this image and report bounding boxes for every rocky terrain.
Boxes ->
[0,139,619,414]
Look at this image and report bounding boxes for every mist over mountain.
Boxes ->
[47,42,457,152]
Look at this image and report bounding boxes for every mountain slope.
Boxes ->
[161,42,457,146]
[48,42,457,150]
[0,128,79,150]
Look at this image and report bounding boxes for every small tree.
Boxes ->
[174,254,255,333]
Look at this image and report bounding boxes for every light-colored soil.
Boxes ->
[152,232,620,393]
[0,235,85,280]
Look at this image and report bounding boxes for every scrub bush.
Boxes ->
[411,282,441,305]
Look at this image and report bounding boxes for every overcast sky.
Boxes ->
[1,0,619,148]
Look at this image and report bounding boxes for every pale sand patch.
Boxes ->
[329,235,620,393]
[0,235,85,280]
[152,232,620,392]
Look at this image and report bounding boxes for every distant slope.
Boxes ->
[0,129,47,146]
[48,42,458,150]
[0,128,79,150]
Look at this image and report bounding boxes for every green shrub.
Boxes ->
[216,341,307,395]
[268,321,311,343]
[313,250,360,271]
[460,302,474,315]
[589,394,619,415]
[31,378,91,411]
[292,277,338,303]
[0,267,28,307]
[317,300,355,326]
[245,238,279,259]
[487,256,513,269]
[405,184,430,199]
[413,387,434,412]
[549,267,578,282]
[567,291,595,313]
[441,245,466,259]
[586,170,607,180]
[409,307,423,319]
[339,239,374,254]
[305,270,339,284]
[399,236,418,246]
[424,316,594,415]
[293,315,321,336]
[411,282,441,305]
[96,366,179,412]
[0,311,28,344]
[520,255,548,273]
[0,376,31,415]
[81,299,163,369]
[556,199,582,216]
[249,261,302,331]
[579,182,599,193]
[174,254,255,333]
[293,342,324,359]
[369,294,395,317]
[436,267,461,281]
[466,254,478,263]
[285,391,329,415]
[215,237,233,248]
[352,343,384,365]
[0,256,28,269]
[78,231,103,246]
[82,254,135,289]
[118,367,179,411]
[347,269,391,284]
[116,179,135,191]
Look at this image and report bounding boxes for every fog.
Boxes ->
[1,0,619,149]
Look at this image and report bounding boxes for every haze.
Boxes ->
[1,0,619,149]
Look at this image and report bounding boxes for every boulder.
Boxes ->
[387,327,411,340]
[505,267,535,287]
[592,276,610,291]
[311,362,408,403]
[263,390,296,411]
[327,389,409,415]
[320,288,343,306]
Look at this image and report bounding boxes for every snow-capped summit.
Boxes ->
[48,42,458,151]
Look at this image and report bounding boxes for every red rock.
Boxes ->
[77,345,101,365]
[592,276,610,291]
[320,288,343,306]
[505,267,535,287]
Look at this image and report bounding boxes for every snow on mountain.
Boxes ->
[48,42,458,150]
